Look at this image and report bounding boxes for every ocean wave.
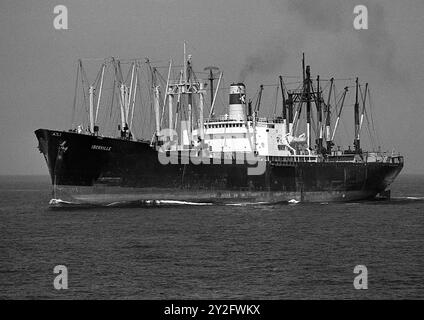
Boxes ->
[225,201,271,206]
[390,196,424,201]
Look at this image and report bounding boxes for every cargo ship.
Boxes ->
[35,47,404,206]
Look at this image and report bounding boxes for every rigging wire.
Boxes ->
[272,84,279,117]
[71,61,80,129]
[69,57,388,154]
[367,87,382,148]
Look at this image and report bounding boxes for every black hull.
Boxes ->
[35,129,403,203]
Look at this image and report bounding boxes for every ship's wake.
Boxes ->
[48,198,292,209]
[48,195,424,210]
[358,196,424,206]
[49,198,215,209]
[388,196,424,202]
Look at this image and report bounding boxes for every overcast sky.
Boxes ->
[1,0,424,174]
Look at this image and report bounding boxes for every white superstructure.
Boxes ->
[187,82,309,158]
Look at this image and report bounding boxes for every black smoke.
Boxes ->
[239,0,405,83]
